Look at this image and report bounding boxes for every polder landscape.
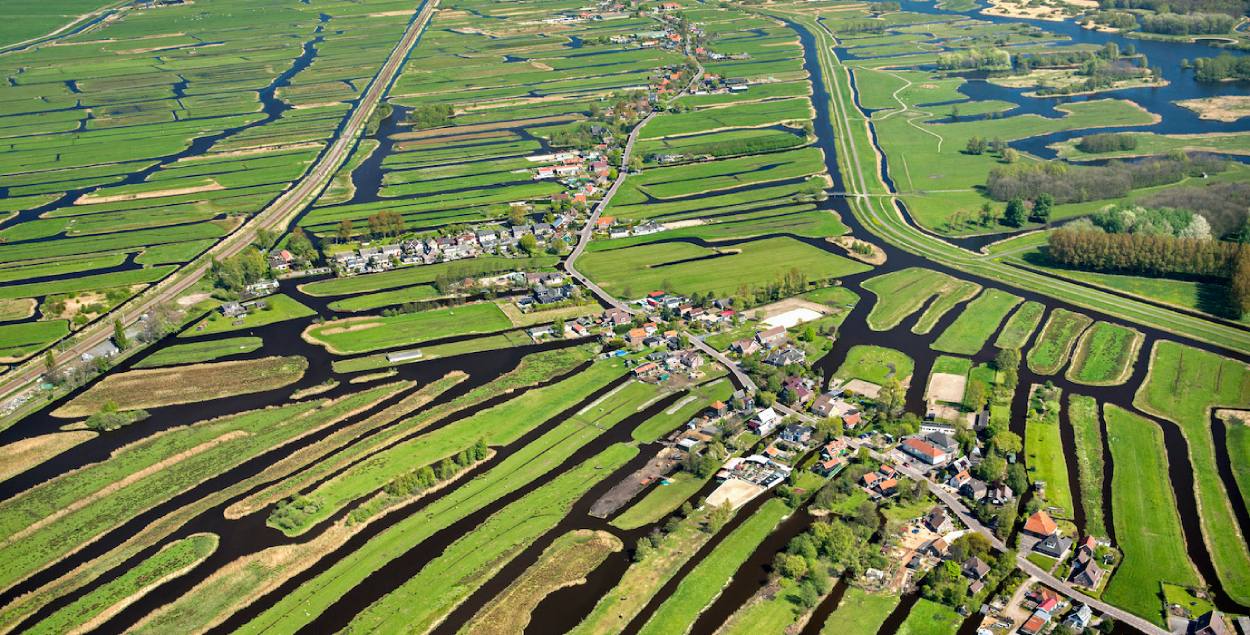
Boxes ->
[0,0,1249,632]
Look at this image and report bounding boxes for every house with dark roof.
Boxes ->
[1070,560,1104,589]
[1034,533,1073,559]
[811,393,837,418]
[924,506,951,533]
[962,557,989,581]
[960,479,988,502]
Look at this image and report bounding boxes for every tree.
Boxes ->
[1030,192,1053,223]
[337,219,354,243]
[965,136,987,155]
[995,347,1020,372]
[877,378,904,417]
[287,227,317,264]
[628,155,643,173]
[706,502,733,533]
[113,319,129,350]
[993,430,1023,456]
[1001,147,1019,164]
[548,237,567,254]
[1003,197,1027,227]
[633,536,655,561]
[508,206,526,226]
[43,350,56,376]
[963,380,988,412]
[519,234,539,254]
[774,553,809,580]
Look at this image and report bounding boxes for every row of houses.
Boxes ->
[632,349,705,382]
[330,216,571,276]
[595,216,663,239]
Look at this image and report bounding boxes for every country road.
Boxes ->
[563,52,704,314]
[0,0,440,403]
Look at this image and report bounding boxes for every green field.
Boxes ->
[0,384,401,597]
[303,302,512,355]
[185,295,315,336]
[343,443,640,634]
[1134,341,1250,606]
[270,365,644,537]
[861,268,976,332]
[1103,405,1202,625]
[638,498,790,635]
[898,599,962,635]
[819,587,901,635]
[1066,321,1142,386]
[1025,387,1075,521]
[612,471,708,531]
[1026,309,1093,375]
[1228,419,1250,527]
[134,337,263,368]
[993,301,1045,350]
[1068,395,1109,539]
[27,533,218,635]
[930,288,1022,355]
[835,345,915,386]
[579,236,867,299]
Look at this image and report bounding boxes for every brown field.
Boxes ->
[463,530,622,635]
[53,356,309,417]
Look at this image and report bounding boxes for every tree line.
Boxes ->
[1141,182,1250,239]
[1188,54,1250,82]
[1048,226,1242,277]
[986,154,1226,204]
[1098,0,1248,16]
[1048,228,1250,315]
[1140,12,1236,33]
[937,48,1011,71]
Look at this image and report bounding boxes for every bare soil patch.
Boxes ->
[926,372,968,405]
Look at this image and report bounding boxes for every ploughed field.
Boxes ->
[1,0,1250,633]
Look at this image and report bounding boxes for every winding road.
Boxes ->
[0,0,440,405]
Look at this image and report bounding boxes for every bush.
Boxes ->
[1076,133,1138,153]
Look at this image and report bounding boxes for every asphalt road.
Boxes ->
[563,54,704,314]
[0,0,440,402]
